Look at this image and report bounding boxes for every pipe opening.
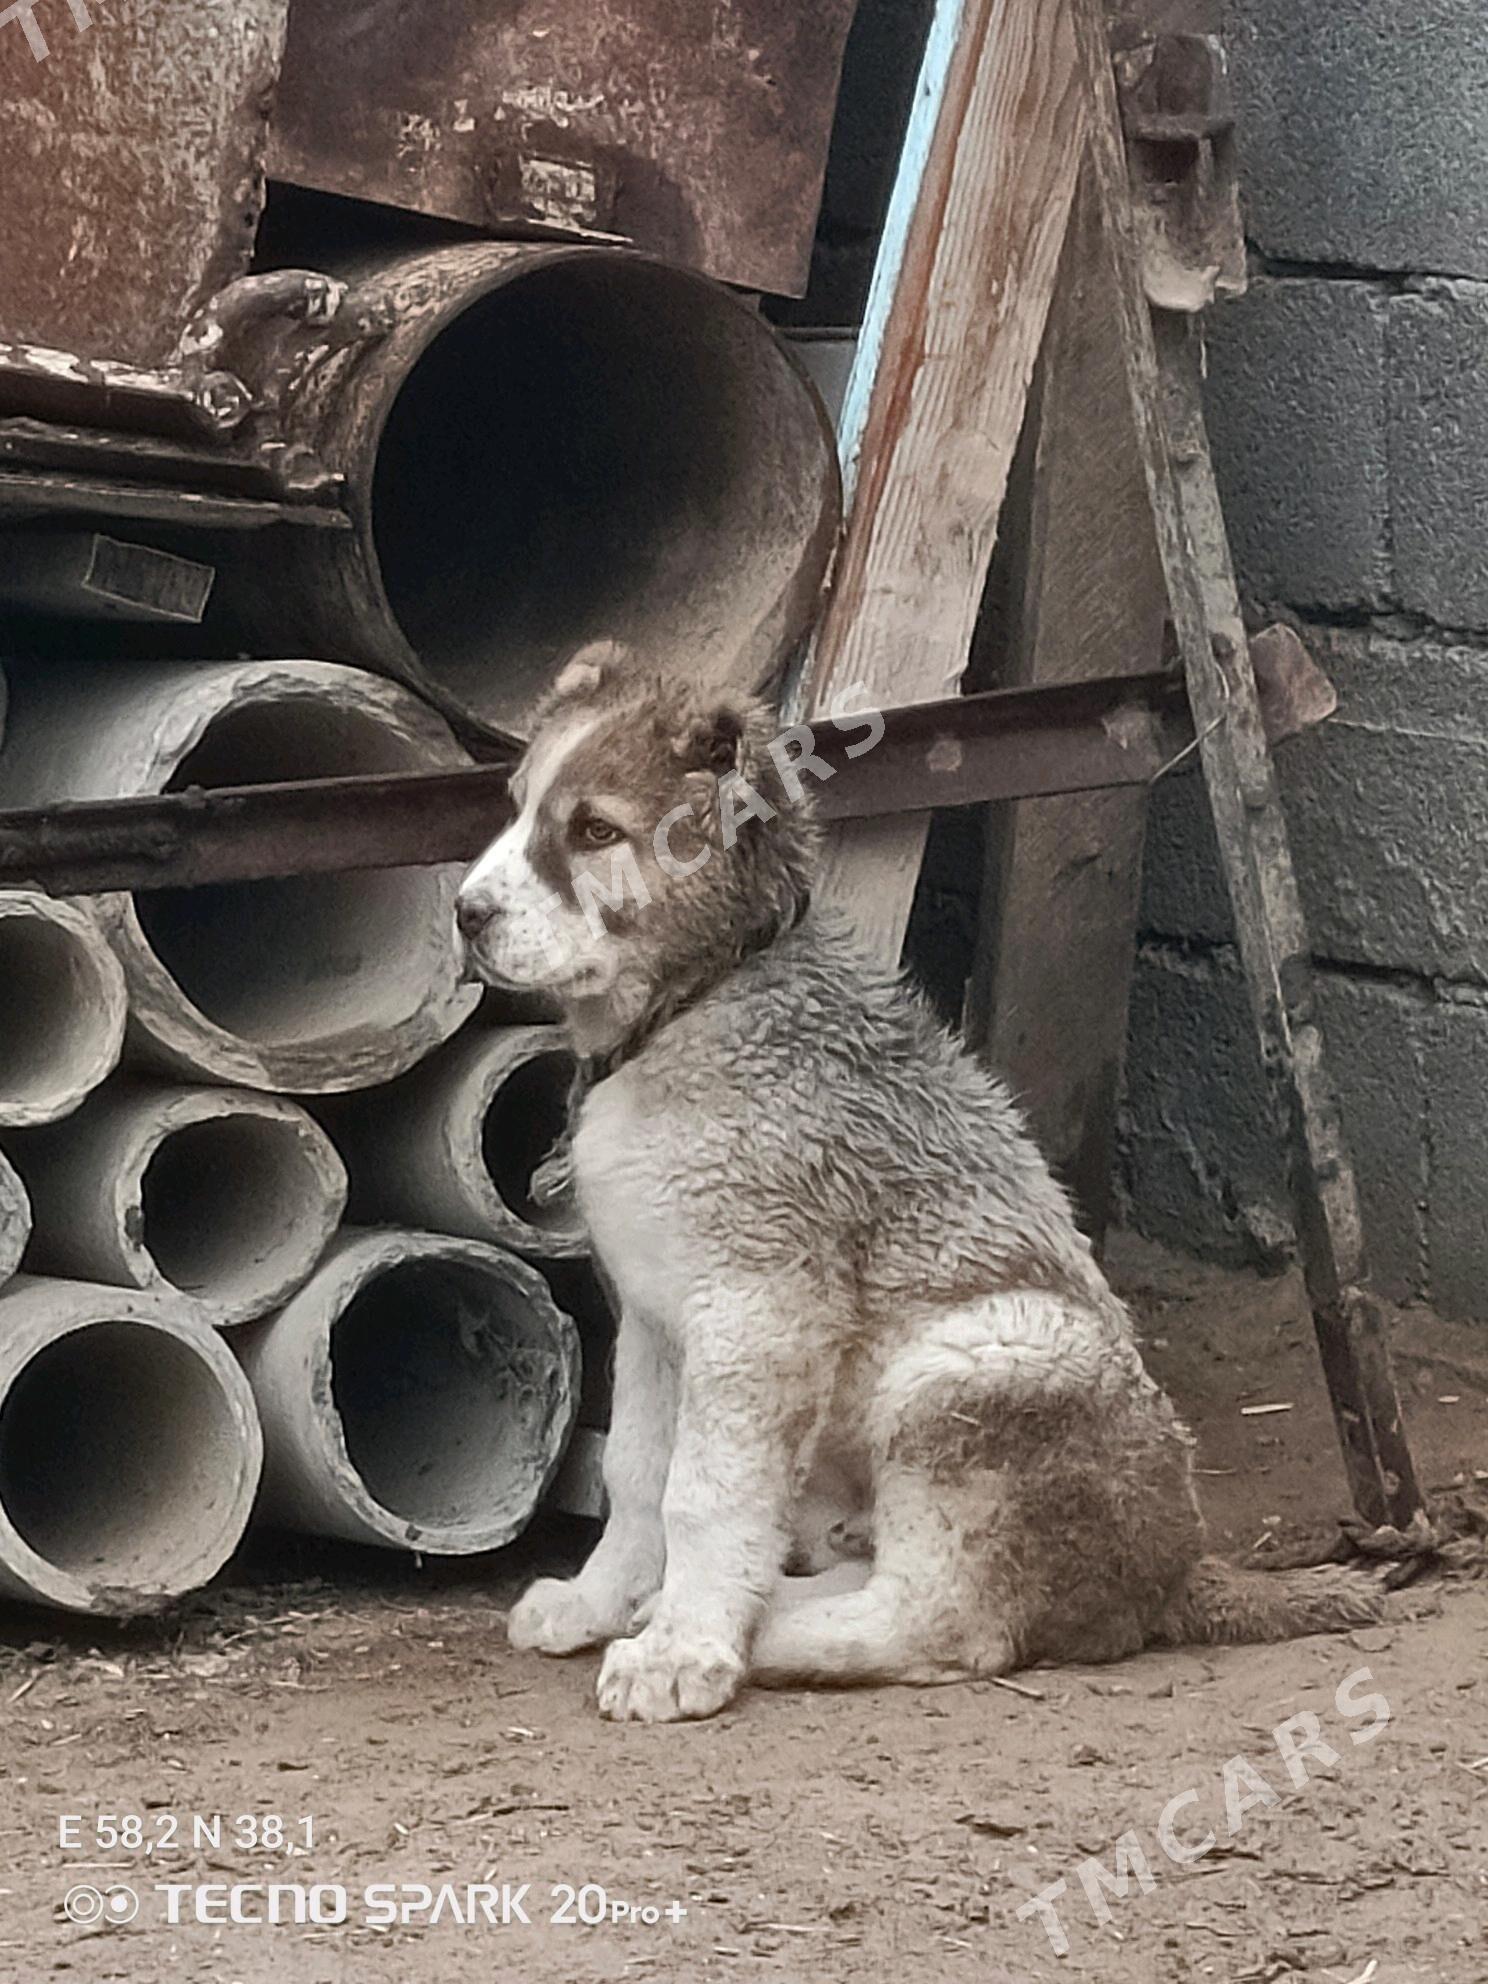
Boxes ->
[135,701,441,1048]
[139,1115,334,1315]
[331,1258,570,1537]
[0,1322,241,1588]
[372,256,825,736]
[481,1050,574,1233]
[0,913,109,1118]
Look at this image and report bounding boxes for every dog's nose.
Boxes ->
[456,892,497,941]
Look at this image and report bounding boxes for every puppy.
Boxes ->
[457,645,1380,1723]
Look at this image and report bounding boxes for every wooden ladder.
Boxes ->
[789,0,1425,1533]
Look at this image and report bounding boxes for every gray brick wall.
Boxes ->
[1228,0,1488,279]
[1120,1,1488,1319]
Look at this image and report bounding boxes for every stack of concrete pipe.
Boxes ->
[0,246,838,1617]
[0,653,588,1616]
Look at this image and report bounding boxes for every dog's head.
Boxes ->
[456,643,819,1034]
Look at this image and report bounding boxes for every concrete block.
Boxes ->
[1117,943,1293,1268]
[1388,283,1488,630]
[1139,763,1231,945]
[1421,996,1488,1320]
[1205,280,1389,610]
[1227,0,1488,279]
[1315,975,1426,1306]
[1118,947,1429,1305]
[1280,628,1488,982]
[1142,626,1488,984]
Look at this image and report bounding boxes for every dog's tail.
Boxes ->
[1153,1555,1385,1647]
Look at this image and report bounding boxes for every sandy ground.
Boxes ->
[2,1234,1485,1984]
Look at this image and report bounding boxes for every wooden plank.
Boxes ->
[798,0,1087,963]
[964,163,1167,1238]
[1071,0,1425,1528]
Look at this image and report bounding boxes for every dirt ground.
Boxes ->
[2,1234,1485,1984]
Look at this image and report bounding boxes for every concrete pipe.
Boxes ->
[0,1150,30,1286]
[12,1084,347,1327]
[0,658,479,1092]
[318,1024,587,1261]
[235,1229,580,1553]
[207,245,841,742]
[0,1279,262,1615]
[0,892,127,1128]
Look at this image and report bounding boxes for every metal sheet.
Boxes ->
[1,0,291,365]
[267,0,858,297]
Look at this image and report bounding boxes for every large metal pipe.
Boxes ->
[317,1025,587,1261]
[0,658,479,1092]
[235,1230,580,1553]
[0,1279,262,1615]
[11,1084,347,1327]
[0,1150,30,1286]
[0,891,127,1127]
[207,245,840,742]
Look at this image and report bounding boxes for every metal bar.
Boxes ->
[1074,0,1425,1530]
[0,469,349,532]
[0,671,1192,899]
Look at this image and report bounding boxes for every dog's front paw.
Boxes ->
[597,1628,744,1723]
[508,1577,612,1655]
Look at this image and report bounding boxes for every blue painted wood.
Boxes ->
[836,0,969,511]
[784,0,967,723]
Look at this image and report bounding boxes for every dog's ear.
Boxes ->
[671,704,744,778]
[552,638,631,702]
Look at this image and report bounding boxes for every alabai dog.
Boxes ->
[456,643,1381,1724]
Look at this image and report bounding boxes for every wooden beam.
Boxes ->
[1072,0,1425,1528]
[796,0,1086,963]
[965,163,1167,1239]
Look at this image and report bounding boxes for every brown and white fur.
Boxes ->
[456,645,1381,1723]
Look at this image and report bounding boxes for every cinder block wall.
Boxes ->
[1118,0,1488,1316]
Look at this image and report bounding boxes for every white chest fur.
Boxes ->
[572,1072,690,1327]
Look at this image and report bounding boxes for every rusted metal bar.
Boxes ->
[0,470,348,533]
[1075,0,1425,1531]
[0,671,1197,899]
[0,343,251,440]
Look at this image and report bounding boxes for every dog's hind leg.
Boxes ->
[750,1456,1015,1687]
[754,1291,1198,1688]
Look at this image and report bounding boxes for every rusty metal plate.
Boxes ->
[0,0,291,365]
[267,0,859,297]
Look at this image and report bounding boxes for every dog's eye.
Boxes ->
[574,813,624,849]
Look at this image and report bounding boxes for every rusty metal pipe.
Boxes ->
[208,245,840,742]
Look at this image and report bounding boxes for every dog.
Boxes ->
[455,644,1381,1723]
